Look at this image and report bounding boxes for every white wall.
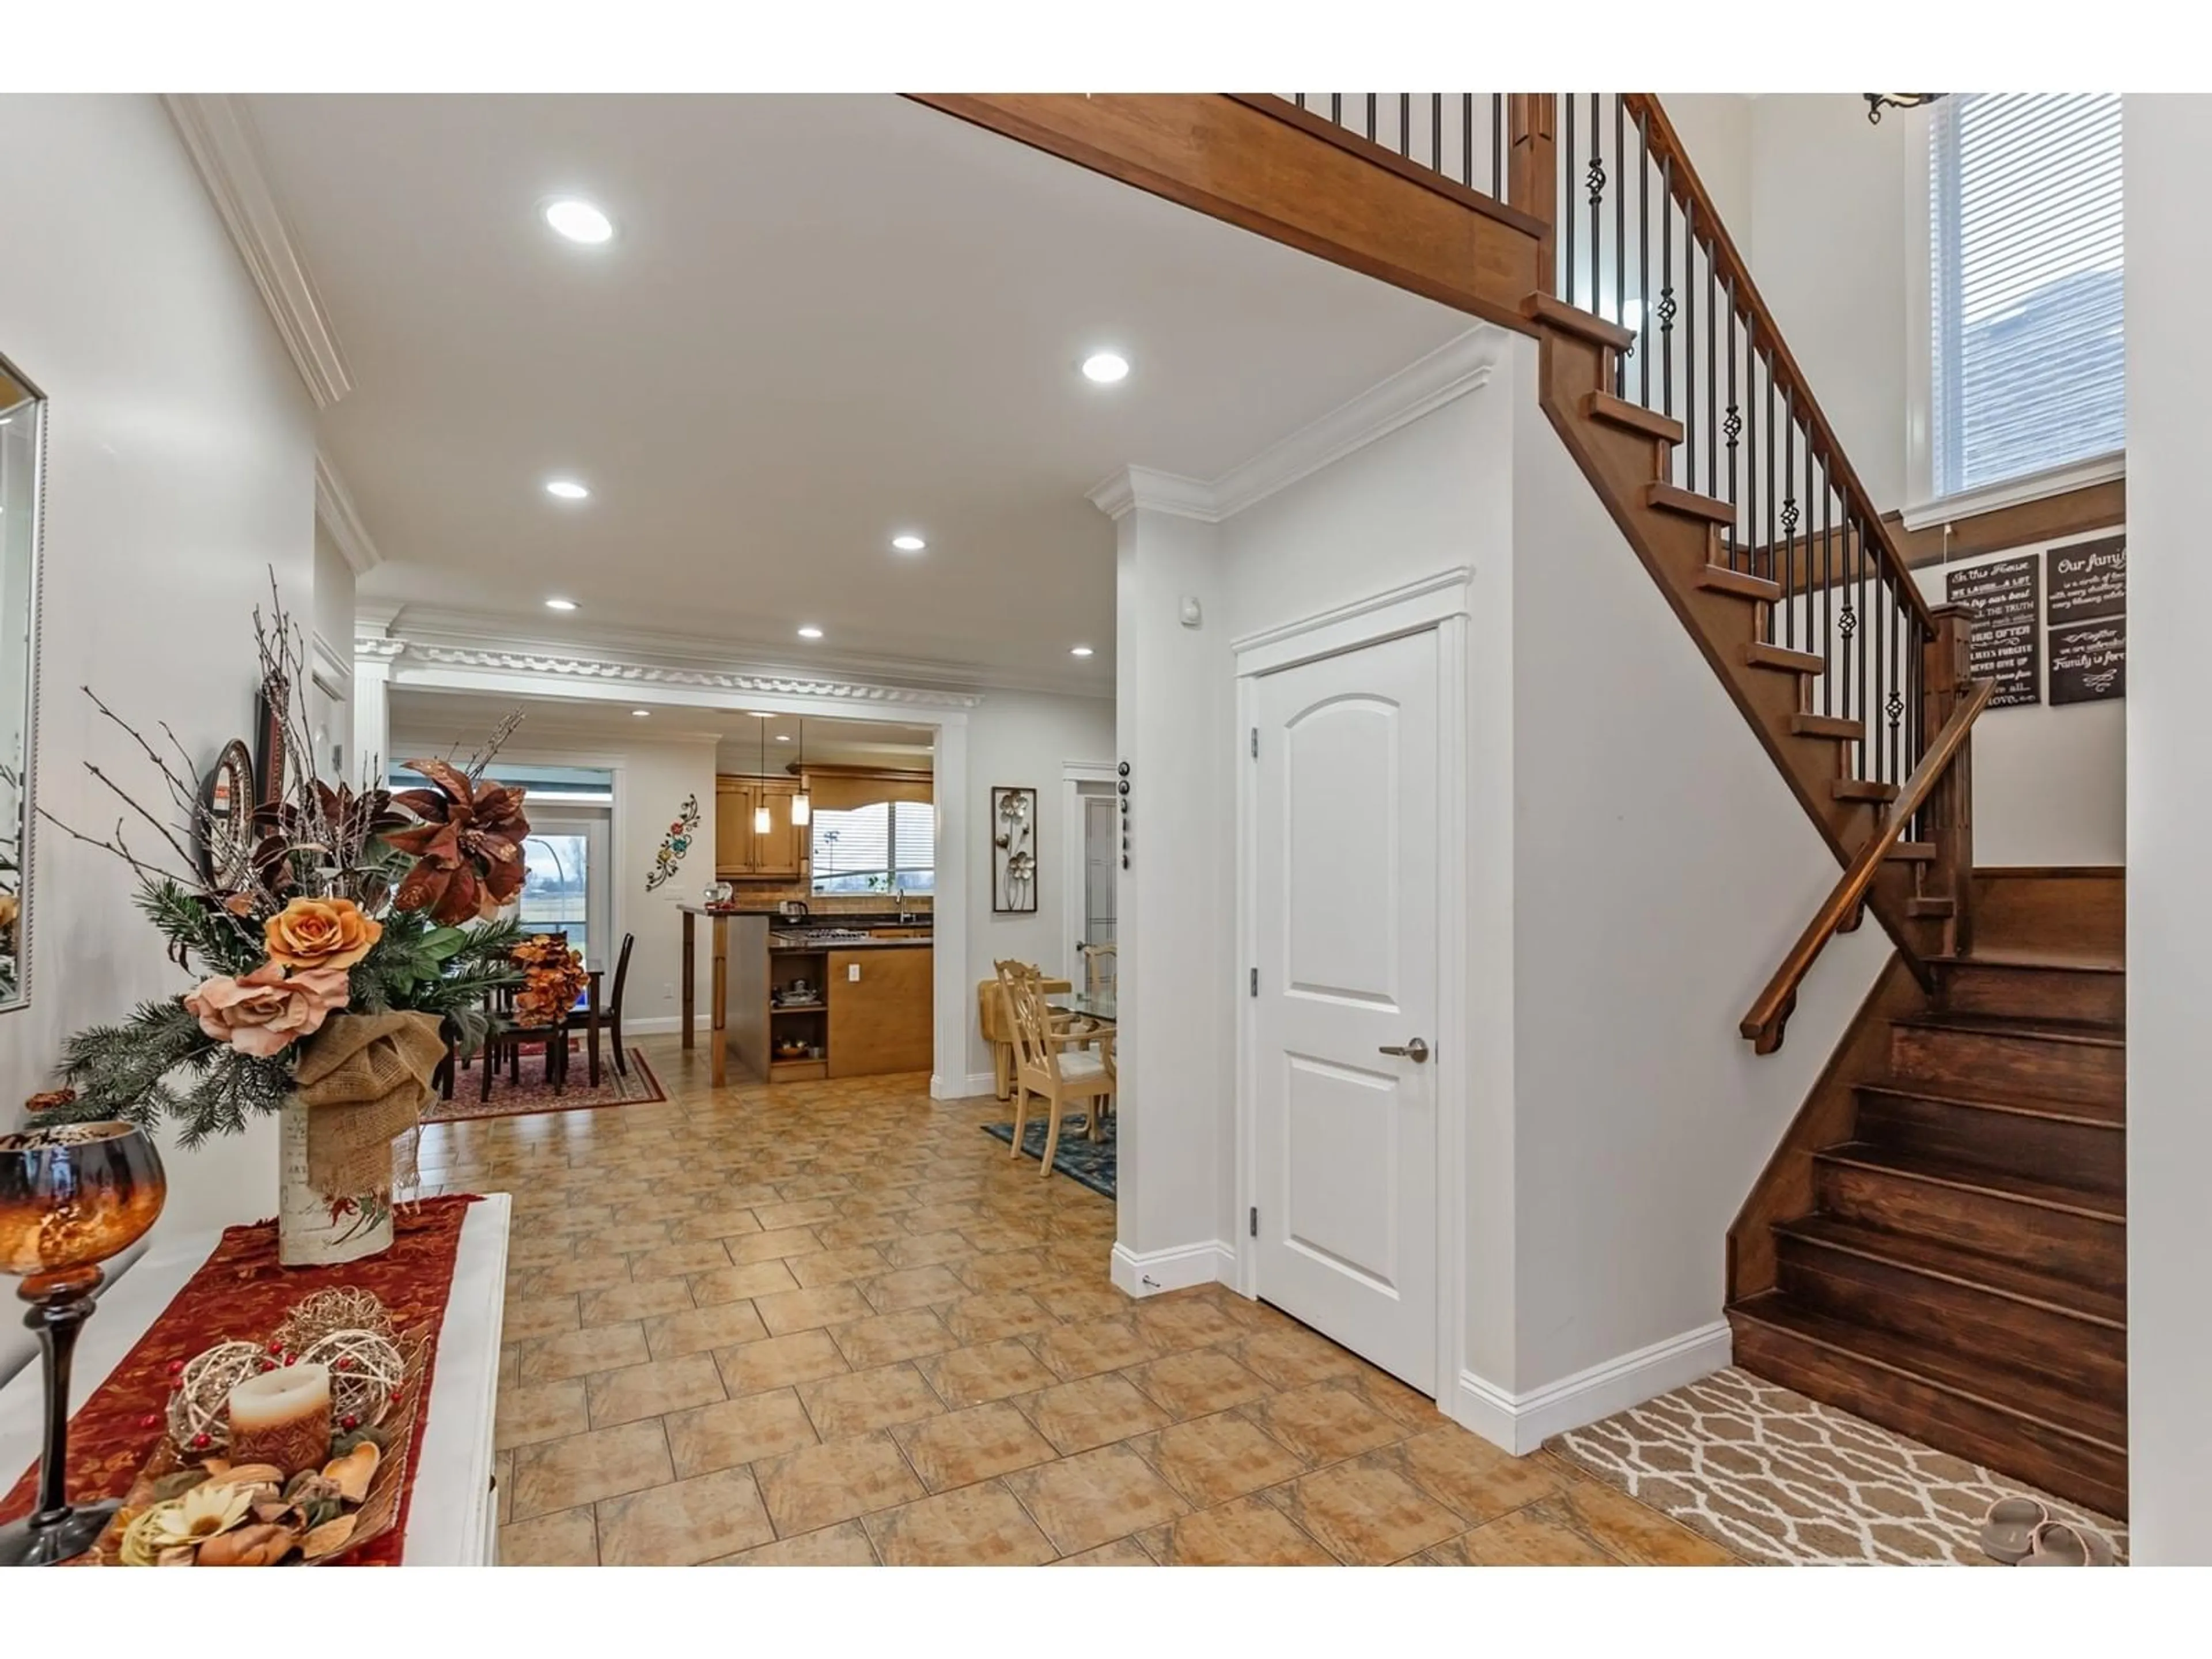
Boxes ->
[0,97,315,1244]
[963,689,1115,1081]
[1911,545,2126,867]
[309,524,355,780]
[2123,92,2209,1566]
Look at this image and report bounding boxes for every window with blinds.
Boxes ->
[810,801,935,895]
[1931,94,2123,501]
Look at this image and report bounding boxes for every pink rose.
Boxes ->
[184,963,350,1058]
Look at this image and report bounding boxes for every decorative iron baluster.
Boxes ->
[1366,93,1377,142]
[1401,92,1411,157]
[1586,94,1603,317]
[1614,96,1626,396]
[1724,285,1740,569]
[1564,94,1575,297]
[1682,196,1695,487]
[1767,342,1779,643]
[1638,113,1650,407]
[1706,231,1717,502]
[1491,95,1502,199]
[1658,155,1675,422]
[1781,412,1798,653]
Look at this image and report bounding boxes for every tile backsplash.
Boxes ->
[725,877,933,916]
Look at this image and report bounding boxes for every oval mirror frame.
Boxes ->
[198,738,257,893]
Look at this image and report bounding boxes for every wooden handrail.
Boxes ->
[1740,675,1995,1054]
[1620,93,1937,641]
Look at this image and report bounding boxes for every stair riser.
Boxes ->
[1816,1160,2124,1293]
[1889,1024,2123,1108]
[1730,1312,2127,1520]
[1937,965,2126,1024]
[1774,1244,2126,1404]
[1854,1094,2124,1195]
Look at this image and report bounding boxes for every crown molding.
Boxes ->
[163,94,353,409]
[1088,324,1503,524]
[314,452,382,574]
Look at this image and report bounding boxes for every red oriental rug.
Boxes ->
[0,1195,476,1566]
[422,1044,665,1125]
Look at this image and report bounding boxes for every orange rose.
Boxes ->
[185,963,350,1058]
[263,897,382,972]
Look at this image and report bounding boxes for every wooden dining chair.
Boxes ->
[597,933,635,1078]
[998,961,1115,1180]
[1080,941,1117,999]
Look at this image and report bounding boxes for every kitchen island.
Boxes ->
[679,907,934,1086]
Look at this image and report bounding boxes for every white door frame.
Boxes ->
[1061,759,1118,980]
[1232,566,1471,1410]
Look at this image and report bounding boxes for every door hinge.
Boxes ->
[1249,727,1258,759]
[1249,1206,1258,1238]
[1249,967,1258,997]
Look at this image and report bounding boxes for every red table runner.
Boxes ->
[1,1195,478,1566]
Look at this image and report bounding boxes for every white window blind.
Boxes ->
[1931,94,2123,500]
[810,801,934,892]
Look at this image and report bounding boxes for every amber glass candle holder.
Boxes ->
[0,1121,166,1567]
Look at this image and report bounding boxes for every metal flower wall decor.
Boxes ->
[991,786,1037,914]
[644,793,702,892]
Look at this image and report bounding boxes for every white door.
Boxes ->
[1250,627,1440,1389]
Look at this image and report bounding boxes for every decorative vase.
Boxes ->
[278,1098,395,1267]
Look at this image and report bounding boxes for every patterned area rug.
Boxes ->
[980,1112,1115,1199]
[422,1046,666,1125]
[1551,1366,2127,1566]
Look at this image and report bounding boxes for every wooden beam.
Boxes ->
[904,94,1547,335]
[1886,478,2124,569]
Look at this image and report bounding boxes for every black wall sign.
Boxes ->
[1946,555,2041,709]
[2050,618,2126,704]
[2046,533,2126,626]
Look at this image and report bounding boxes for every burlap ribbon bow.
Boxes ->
[293,1011,446,1194]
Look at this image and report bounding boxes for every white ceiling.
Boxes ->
[248,94,1466,692]
[387,687,931,772]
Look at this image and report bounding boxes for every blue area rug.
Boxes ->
[982,1112,1116,1200]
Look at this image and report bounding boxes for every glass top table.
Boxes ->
[1059,989,1116,1023]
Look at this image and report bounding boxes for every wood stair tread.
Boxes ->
[1523,293,1638,350]
[1647,481,1737,524]
[1832,778,1899,803]
[1905,896,1956,918]
[1789,712,1861,741]
[1743,641,1824,675]
[1857,1079,2124,1131]
[1815,1141,2124,1225]
[1932,946,2126,974]
[1888,841,1938,862]
[1728,1291,2127,1452]
[1584,390,1683,444]
[1773,1214,2127,1331]
[1695,564,1780,602]
[1892,1011,2125,1048]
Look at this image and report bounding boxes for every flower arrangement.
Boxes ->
[511,932,589,1027]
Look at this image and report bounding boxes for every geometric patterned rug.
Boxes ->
[979,1112,1115,1199]
[1550,1367,2128,1566]
[421,1046,666,1125]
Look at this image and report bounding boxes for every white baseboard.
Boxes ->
[1110,1240,1235,1298]
[931,1071,998,1101]
[1448,1320,1733,1456]
[624,1014,711,1037]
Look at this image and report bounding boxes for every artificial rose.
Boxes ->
[263,896,382,972]
[184,963,350,1058]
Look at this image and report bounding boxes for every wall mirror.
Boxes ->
[0,352,46,1013]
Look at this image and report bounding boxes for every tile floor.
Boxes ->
[421,1037,1737,1566]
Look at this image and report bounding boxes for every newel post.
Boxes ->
[1509,94,1558,293]
[1922,604,1976,957]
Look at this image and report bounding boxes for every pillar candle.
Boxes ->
[227,1362,332,1472]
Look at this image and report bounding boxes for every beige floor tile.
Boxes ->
[728,1226,827,1263]
[1546,1479,1739,1565]
[937,1291,1059,1345]
[576,1277,696,1328]
[688,1259,803,1307]
[495,1378,590,1450]
[1028,1317,1161,1382]
[956,1249,1061,1295]
[665,1387,821,1479]
[788,1245,895,1288]
[797,1361,945,1440]
[499,1506,599,1565]
[515,1322,652,1385]
[644,1298,771,1359]
[502,1294,584,1344]
[891,1400,1057,1492]
[831,1308,959,1369]
[879,1230,973,1269]
[814,1215,908,1250]
[1138,1495,1338,1566]
[1238,1378,1408,1466]
[585,1351,728,1428]
[1126,1410,1309,1509]
[510,1420,675,1520]
[1015,1372,1173,1456]
[1229,1325,1370,1391]
[519,1255,637,1299]
[755,1198,842,1230]
[1031,1281,1137,1325]
[670,1205,767,1242]
[1131,1296,1249,1354]
[1415,1501,1622,1566]
[1262,1460,1463,1565]
[1121,1347,1272,1419]
[859,1264,970,1313]
[595,1465,775,1566]
[864,1479,1056,1566]
[914,1338,1060,1410]
[752,1430,927,1536]
[710,1521,880,1566]
[716,1328,851,1396]
[756,1283,878,1336]
[1363,1428,1578,1527]
[1002,1443,1191,1557]
[628,1238,736,1282]
[1053,1537,1156,1565]
[574,1219,673,1255]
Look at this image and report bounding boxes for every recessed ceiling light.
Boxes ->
[1081,352,1130,384]
[797,626,824,639]
[546,479,590,501]
[544,597,578,611]
[775,734,791,742]
[891,533,927,553]
[749,710,775,718]
[1070,645,1095,657]
[543,198,613,245]
[631,709,650,718]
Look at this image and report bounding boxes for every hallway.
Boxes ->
[442,1037,1737,1565]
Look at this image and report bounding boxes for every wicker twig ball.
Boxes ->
[271,1288,395,1354]
[164,1340,274,1452]
[296,1328,405,1431]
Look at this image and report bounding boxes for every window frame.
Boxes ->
[808,797,935,896]
[1904,94,2125,532]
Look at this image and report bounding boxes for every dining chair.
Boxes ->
[978,967,1072,1100]
[998,960,1115,1180]
[595,933,634,1079]
[1080,941,1117,999]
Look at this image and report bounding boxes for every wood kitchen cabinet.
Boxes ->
[825,946,933,1077]
[714,775,808,879]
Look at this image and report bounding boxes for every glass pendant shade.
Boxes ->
[753,804,772,835]
[790,791,810,825]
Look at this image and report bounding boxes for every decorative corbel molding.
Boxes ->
[162,94,353,408]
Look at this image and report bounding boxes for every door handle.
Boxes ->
[1378,1038,1430,1063]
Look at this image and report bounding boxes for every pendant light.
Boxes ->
[753,718,772,835]
[790,718,811,826]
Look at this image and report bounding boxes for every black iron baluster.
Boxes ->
[1781,403,1797,655]
[1706,234,1718,502]
[1432,93,1441,171]
[1819,457,1832,721]
[1564,96,1575,297]
[1614,97,1626,395]
[1587,94,1603,316]
[1638,115,1649,407]
[1401,93,1411,157]
[1296,94,1306,112]
[1724,285,1740,569]
[1659,157,1674,422]
[1767,345,1778,637]
[1366,93,1377,142]
[1683,198,1695,487]
[1492,95,1502,199]
[1464,96,1474,190]
[1332,93,1342,127]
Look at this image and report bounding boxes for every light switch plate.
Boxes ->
[847,963,861,982]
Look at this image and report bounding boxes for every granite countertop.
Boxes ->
[770,934,934,952]
[683,907,932,926]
